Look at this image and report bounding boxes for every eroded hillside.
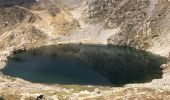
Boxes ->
[84,0,170,56]
[0,0,80,49]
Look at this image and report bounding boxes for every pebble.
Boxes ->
[134,88,138,91]
[94,88,101,94]
[46,95,59,100]
[36,94,44,100]
[160,64,167,69]
[80,90,90,94]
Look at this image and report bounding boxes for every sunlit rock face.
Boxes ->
[83,0,170,55]
[84,0,150,47]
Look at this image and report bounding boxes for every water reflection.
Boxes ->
[1,44,167,86]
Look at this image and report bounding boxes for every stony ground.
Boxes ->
[0,0,170,100]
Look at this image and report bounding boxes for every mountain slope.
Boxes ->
[84,0,170,56]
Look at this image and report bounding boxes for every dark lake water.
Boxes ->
[1,44,167,86]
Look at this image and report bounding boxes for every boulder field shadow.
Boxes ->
[0,0,36,7]
[1,44,167,86]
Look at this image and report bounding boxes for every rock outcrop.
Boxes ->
[84,0,170,56]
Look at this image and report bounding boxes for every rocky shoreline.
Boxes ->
[0,42,170,100]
